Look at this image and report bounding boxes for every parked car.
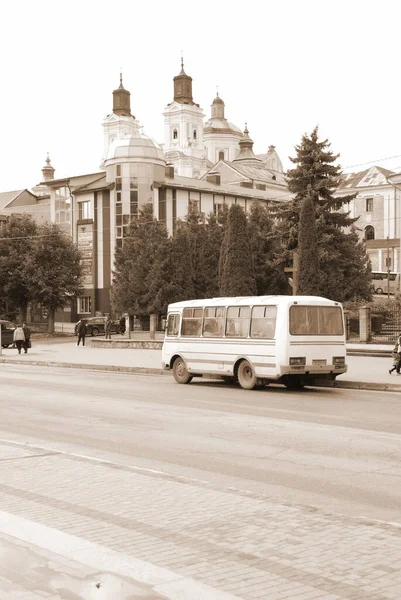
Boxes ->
[74,317,120,337]
[0,320,16,348]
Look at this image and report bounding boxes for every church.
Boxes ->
[22,61,288,322]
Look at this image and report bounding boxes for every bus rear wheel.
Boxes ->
[172,357,193,384]
[237,360,257,390]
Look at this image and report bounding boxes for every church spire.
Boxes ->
[42,153,55,181]
[112,72,133,117]
[233,124,262,164]
[173,56,194,105]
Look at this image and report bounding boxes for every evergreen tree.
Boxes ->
[184,210,209,298]
[219,204,256,296]
[248,202,288,295]
[274,126,372,301]
[0,215,38,321]
[297,189,319,295]
[27,222,83,333]
[112,203,169,316]
[202,212,224,298]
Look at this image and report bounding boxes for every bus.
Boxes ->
[162,295,347,390]
[371,272,400,295]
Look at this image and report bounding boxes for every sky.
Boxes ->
[1,0,401,192]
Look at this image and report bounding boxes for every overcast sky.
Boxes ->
[1,0,400,191]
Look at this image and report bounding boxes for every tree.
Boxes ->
[0,215,38,321]
[248,202,288,295]
[27,223,83,333]
[274,126,372,301]
[219,204,256,296]
[297,189,320,295]
[112,203,169,317]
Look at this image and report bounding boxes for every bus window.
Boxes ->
[226,306,250,337]
[251,305,277,338]
[166,314,180,336]
[290,305,343,335]
[203,307,225,337]
[182,307,203,337]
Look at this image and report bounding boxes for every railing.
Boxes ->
[345,307,401,343]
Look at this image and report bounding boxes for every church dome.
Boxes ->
[212,95,224,105]
[105,131,165,163]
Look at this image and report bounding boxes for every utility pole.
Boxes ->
[284,250,299,295]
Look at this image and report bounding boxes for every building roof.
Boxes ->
[163,173,288,202]
[338,165,396,190]
[73,175,114,194]
[0,190,25,210]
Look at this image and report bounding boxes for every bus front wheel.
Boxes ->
[237,360,257,390]
[172,357,193,384]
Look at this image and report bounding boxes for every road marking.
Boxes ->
[0,509,240,600]
[0,436,400,533]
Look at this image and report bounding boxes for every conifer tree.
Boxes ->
[219,204,256,296]
[112,203,169,316]
[248,202,288,295]
[297,189,319,295]
[274,126,372,302]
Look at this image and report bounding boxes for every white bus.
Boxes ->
[162,295,347,390]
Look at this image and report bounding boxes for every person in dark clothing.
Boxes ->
[105,316,112,340]
[389,333,401,374]
[119,316,126,335]
[22,323,31,353]
[77,320,87,346]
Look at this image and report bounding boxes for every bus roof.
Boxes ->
[167,295,341,310]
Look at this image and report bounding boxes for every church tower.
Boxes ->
[101,74,140,166]
[203,92,243,164]
[163,59,207,178]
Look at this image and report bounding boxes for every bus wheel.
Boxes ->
[376,287,383,295]
[283,375,305,390]
[172,357,193,384]
[238,360,257,390]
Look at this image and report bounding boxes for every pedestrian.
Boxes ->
[105,316,112,340]
[119,316,126,335]
[389,333,401,375]
[13,325,25,354]
[22,322,31,354]
[77,319,87,346]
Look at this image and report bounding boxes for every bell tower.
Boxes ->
[163,58,207,178]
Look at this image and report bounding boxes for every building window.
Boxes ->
[116,165,121,177]
[218,150,225,161]
[55,186,71,226]
[365,226,375,240]
[78,200,91,220]
[130,190,138,216]
[116,177,122,191]
[78,296,92,314]
[193,129,197,140]
[172,189,177,235]
[173,129,178,140]
[366,197,373,212]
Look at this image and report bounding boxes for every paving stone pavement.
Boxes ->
[0,442,400,599]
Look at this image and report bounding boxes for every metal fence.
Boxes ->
[345,307,401,343]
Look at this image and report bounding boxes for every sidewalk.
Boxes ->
[1,338,400,392]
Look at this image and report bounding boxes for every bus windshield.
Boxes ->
[290,305,344,335]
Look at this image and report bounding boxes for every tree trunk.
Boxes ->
[47,309,55,334]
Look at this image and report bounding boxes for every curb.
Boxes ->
[0,358,165,376]
[2,358,401,392]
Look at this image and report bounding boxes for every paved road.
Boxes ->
[0,364,400,599]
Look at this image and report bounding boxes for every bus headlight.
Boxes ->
[333,356,345,365]
[289,357,306,365]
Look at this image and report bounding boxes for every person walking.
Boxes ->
[119,316,126,335]
[389,333,401,375]
[105,316,112,340]
[13,325,25,354]
[22,322,31,354]
[77,319,87,346]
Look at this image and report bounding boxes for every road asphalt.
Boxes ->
[1,337,400,392]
